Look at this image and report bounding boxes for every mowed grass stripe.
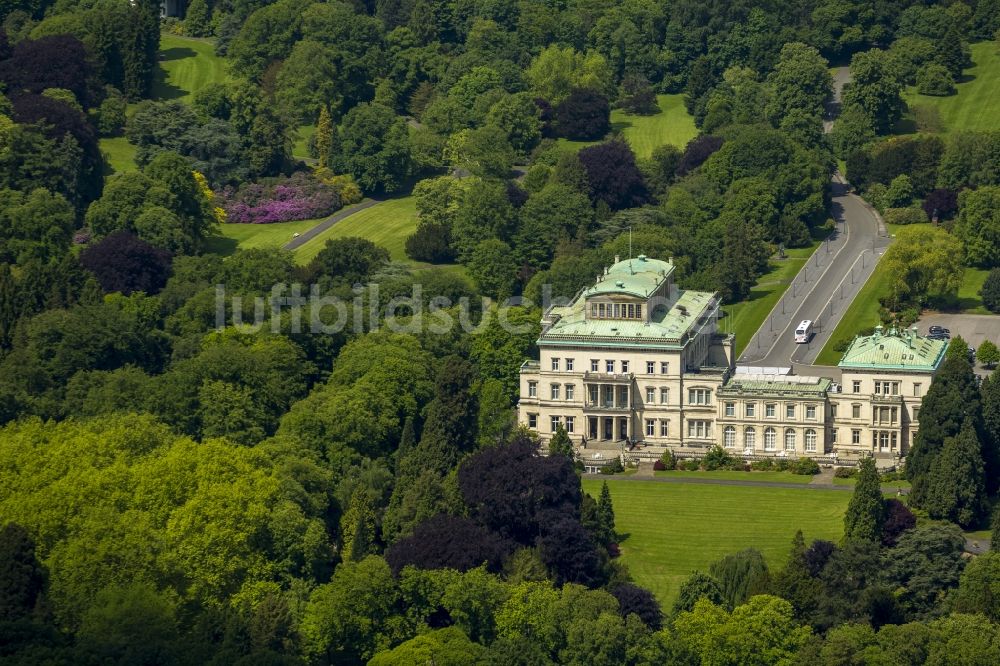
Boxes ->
[293,196,418,264]
[903,41,1000,133]
[553,93,697,158]
[153,34,230,102]
[581,479,848,606]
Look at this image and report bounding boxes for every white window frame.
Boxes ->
[724,425,736,448]
[725,402,735,417]
[660,419,669,437]
[646,387,655,403]
[805,429,817,453]
[646,419,655,436]
[646,361,655,374]
[746,403,756,417]
[786,404,795,419]
[551,357,560,371]
[660,388,670,404]
[550,384,560,400]
[805,405,816,420]
[565,384,575,400]
[784,429,796,451]
[565,358,574,371]
[765,403,776,418]
[528,382,537,398]
[764,427,777,451]
[565,416,575,433]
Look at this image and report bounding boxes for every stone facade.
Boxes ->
[517,256,947,464]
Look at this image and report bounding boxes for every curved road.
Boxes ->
[737,67,890,369]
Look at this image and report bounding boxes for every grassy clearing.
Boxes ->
[902,42,1000,134]
[552,94,696,158]
[99,136,138,175]
[653,470,814,484]
[722,239,826,355]
[957,267,990,314]
[293,124,316,161]
[614,94,698,158]
[152,34,230,102]
[293,197,418,264]
[581,479,848,606]
[206,218,327,257]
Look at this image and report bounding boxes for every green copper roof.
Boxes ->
[838,327,946,371]
[719,374,831,397]
[540,285,718,349]
[584,255,674,299]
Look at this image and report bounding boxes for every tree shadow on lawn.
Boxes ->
[151,47,197,100]
[160,46,197,63]
[202,235,238,257]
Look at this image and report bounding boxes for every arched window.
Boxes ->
[784,429,796,451]
[805,429,817,453]
[744,427,755,450]
[764,427,777,451]
[723,426,736,448]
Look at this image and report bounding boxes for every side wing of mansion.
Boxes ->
[516,255,947,463]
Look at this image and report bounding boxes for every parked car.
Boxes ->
[928,325,950,335]
[927,333,950,341]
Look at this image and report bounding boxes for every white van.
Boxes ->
[794,320,813,343]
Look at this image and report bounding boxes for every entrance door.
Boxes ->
[619,417,628,441]
[603,417,613,440]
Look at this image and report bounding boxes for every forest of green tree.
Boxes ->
[1,0,1000,663]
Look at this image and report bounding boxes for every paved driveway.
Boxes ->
[916,313,1000,374]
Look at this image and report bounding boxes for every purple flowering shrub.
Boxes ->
[219,172,341,224]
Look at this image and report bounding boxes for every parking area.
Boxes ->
[916,313,1000,375]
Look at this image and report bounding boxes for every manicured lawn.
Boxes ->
[552,94,696,158]
[205,218,326,256]
[902,42,1000,134]
[957,267,990,314]
[581,479,848,606]
[293,124,316,161]
[293,196,418,264]
[152,34,229,102]
[613,94,698,158]
[653,470,815,484]
[99,136,138,175]
[722,240,826,356]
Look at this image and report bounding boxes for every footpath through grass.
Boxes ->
[582,479,848,606]
[722,238,827,356]
[902,41,1000,134]
[554,94,696,158]
[293,197,419,264]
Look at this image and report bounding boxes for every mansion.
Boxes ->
[517,255,947,464]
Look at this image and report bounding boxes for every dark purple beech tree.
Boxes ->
[675,135,724,177]
[384,514,509,575]
[611,583,663,630]
[11,93,103,207]
[0,35,93,104]
[922,188,958,221]
[554,88,610,140]
[578,138,648,210]
[80,231,172,295]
